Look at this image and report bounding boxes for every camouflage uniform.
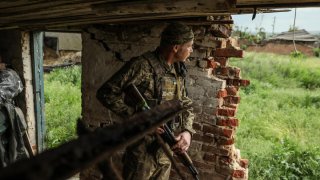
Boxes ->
[97,22,195,180]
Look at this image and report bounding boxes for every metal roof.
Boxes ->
[269,29,319,42]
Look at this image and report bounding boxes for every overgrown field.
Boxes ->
[230,52,320,179]
[44,53,320,179]
[44,66,81,148]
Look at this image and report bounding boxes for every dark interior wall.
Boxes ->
[0,30,37,151]
[0,30,23,70]
[81,24,165,127]
[0,30,25,112]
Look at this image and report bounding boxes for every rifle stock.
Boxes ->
[125,84,199,180]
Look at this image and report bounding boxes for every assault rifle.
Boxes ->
[125,84,199,180]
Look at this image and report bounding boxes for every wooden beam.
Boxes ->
[236,1,320,8]
[0,12,233,30]
[0,0,107,14]
[93,0,232,15]
[0,0,235,29]
[0,0,119,10]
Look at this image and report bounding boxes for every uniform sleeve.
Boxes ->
[96,59,146,119]
[181,81,196,135]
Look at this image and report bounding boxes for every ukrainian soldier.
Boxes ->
[97,22,195,180]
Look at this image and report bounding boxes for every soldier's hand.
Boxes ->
[172,131,191,154]
[155,125,165,134]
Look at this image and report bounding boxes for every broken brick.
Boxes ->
[217,156,233,166]
[216,89,228,98]
[216,117,239,127]
[202,144,232,156]
[215,67,229,76]
[226,78,250,87]
[224,96,241,104]
[216,107,236,117]
[225,86,238,96]
[203,124,234,138]
[233,169,245,178]
[207,60,219,69]
[240,79,250,87]
[210,24,232,38]
[216,137,234,145]
[214,48,243,58]
[214,57,228,66]
[239,159,249,169]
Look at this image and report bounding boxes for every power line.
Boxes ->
[293,8,298,53]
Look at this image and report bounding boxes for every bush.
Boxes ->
[240,44,248,50]
[290,51,305,59]
[46,65,81,87]
[44,66,81,148]
[313,48,320,57]
[250,139,320,179]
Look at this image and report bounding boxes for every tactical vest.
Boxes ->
[143,51,187,103]
[143,51,188,130]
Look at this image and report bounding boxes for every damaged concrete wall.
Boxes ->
[82,24,166,127]
[0,30,37,152]
[82,19,249,180]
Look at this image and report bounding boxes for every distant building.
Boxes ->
[268,29,319,48]
[44,32,82,51]
[43,32,82,66]
[246,30,319,56]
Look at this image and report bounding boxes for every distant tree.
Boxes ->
[255,27,266,42]
[232,26,267,44]
[289,25,299,32]
[233,26,250,39]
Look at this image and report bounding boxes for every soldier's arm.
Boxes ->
[172,92,195,153]
[181,95,196,135]
[96,59,145,118]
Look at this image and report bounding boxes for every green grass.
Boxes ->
[44,66,81,148]
[230,52,320,179]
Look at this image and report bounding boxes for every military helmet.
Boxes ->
[161,22,194,45]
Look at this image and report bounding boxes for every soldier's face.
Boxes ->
[174,40,193,62]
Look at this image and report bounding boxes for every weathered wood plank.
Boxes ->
[0,0,234,29]
[0,7,93,22]
[236,0,320,7]
[0,0,37,9]
[0,12,232,30]
[93,0,232,14]
[0,0,103,13]
[0,0,317,30]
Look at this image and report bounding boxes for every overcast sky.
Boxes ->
[232,7,320,33]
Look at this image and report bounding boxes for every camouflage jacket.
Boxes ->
[97,49,195,135]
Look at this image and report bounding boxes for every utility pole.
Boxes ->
[272,16,276,35]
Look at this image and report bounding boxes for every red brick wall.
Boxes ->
[168,22,249,180]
